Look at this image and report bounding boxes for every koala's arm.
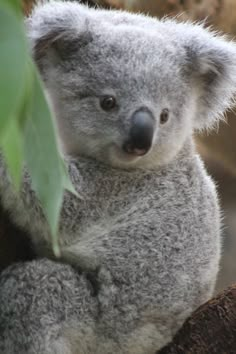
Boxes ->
[0,259,99,354]
[61,207,218,298]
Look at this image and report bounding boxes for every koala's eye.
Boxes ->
[100,96,117,111]
[160,108,169,124]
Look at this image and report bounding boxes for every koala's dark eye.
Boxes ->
[100,96,117,111]
[160,108,169,124]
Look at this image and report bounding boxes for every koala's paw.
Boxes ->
[94,265,119,308]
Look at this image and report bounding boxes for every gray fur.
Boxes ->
[1,0,236,352]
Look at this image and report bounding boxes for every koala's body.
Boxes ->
[1,1,236,353]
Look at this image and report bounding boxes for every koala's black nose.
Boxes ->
[123,109,155,156]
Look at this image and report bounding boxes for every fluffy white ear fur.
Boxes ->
[182,24,236,131]
[25,1,90,68]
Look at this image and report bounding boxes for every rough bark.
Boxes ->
[158,284,236,354]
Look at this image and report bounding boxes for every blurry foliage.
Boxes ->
[0,0,75,256]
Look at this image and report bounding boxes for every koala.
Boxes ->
[1,1,236,353]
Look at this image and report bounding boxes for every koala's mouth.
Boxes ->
[122,143,150,157]
[111,144,150,164]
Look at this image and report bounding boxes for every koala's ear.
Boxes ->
[25,2,90,73]
[184,27,236,131]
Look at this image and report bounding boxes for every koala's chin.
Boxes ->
[107,144,147,169]
[103,144,162,171]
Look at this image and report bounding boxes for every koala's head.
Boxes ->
[27,1,236,169]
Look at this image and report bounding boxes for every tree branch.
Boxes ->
[158,285,236,353]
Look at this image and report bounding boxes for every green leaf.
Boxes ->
[0,3,28,135]
[23,67,65,257]
[1,119,23,189]
[0,4,77,257]
[18,59,34,127]
[60,158,79,197]
[0,0,22,17]
[0,58,34,190]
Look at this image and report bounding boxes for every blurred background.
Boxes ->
[23,0,236,292]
